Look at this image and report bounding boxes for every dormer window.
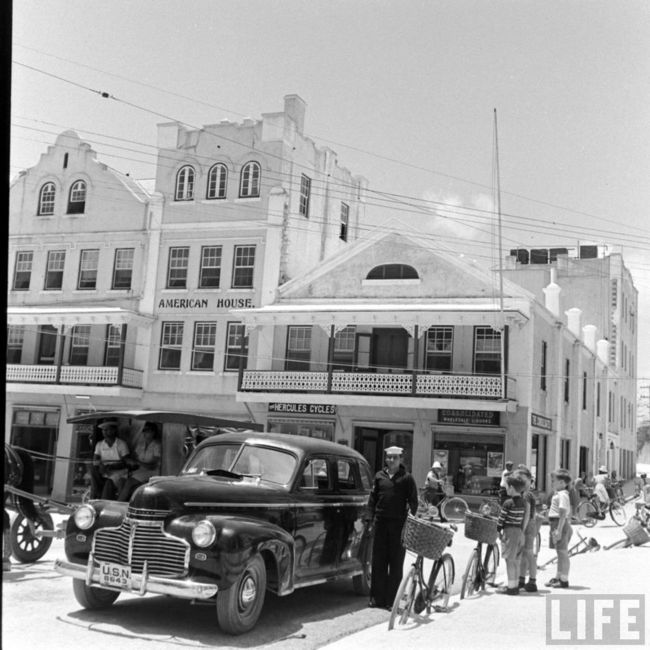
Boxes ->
[239,161,260,198]
[38,182,56,215]
[175,165,195,201]
[67,180,86,214]
[366,264,419,280]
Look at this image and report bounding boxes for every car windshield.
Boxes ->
[182,443,297,486]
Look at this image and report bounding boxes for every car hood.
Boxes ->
[129,474,291,513]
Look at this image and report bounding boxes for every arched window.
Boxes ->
[239,161,260,198]
[366,264,419,280]
[206,163,228,199]
[67,180,86,214]
[38,182,56,215]
[175,165,195,201]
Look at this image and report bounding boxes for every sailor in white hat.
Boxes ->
[365,444,418,609]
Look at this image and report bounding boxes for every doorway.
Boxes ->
[371,328,408,370]
[354,426,413,474]
[37,325,58,364]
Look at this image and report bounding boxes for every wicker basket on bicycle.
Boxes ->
[401,514,453,560]
[464,511,498,545]
[622,517,650,546]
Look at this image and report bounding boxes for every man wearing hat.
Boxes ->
[592,466,610,512]
[423,461,446,512]
[366,445,418,609]
[90,419,134,499]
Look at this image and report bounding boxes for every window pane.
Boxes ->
[45,250,65,290]
[299,174,311,217]
[167,247,189,288]
[38,183,56,215]
[240,162,260,198]
[426,327,453,371]
[70,325,90,365]
[199,246,222,288]
[340,202,349,241]
[232,245,255,288]
[13,251,33,290]
[67,180,86,214]
[175,166,195,200]
[207,164,227,199]
[78,249,99,289]
[159,322,183,370]
[112,248,134,289]
[225,322,248,371]
[192,322,216,371]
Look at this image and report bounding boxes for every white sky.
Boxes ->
[10,1,650,412]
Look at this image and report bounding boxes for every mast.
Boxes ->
[493,108,506,399]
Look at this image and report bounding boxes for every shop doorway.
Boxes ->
[579,446,589,479]
[532,433,548,493]
[371,328,408,370]
[354,427,413,474]
[11,409,60,495]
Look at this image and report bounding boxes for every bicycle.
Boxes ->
[604,502,650,550]
[388,514,456,630]
[538,529,600,568]
[460,511,500,598]
[419,487,500,522]
[575,491,626,527]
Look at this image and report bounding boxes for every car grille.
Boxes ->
[93,511,189,576]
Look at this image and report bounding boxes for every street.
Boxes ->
[4,499,649,650]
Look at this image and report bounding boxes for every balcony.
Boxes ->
[6,364,144,389]
[239,369,516,403]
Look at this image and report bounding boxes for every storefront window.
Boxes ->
[432,433,504,496]
[268,418,335,441]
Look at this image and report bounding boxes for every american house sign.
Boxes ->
[157,296,254,310]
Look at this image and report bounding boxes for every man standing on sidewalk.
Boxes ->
[366,445,419,609]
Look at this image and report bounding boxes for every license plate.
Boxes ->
[98,561,132,589]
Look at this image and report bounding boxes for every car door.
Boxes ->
[293,456,337,582]
[334,457,372,574]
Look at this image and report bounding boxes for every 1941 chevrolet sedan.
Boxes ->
[55,413,373,634]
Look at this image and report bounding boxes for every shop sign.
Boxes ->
[437,410,500,426]
[531,413,552,431]
[157,296,254,311]
[268,403,336,416]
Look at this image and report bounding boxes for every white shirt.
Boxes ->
[94,438,130,481]
[548,489,570,518]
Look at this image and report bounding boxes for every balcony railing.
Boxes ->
[240,370,516,400]
[6,364,144,389]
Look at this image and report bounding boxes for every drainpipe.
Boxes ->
[55,325,66,384]
[411,325,419,395]
[327,325,335,394]
[117,324,127,386]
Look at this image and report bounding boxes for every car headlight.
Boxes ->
[74,504,97,530]
[192,520,216,548]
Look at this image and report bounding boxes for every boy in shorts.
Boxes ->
[496,473,527,595]
[515,466,539,592]
[545,469,573,588]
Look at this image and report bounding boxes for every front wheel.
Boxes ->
[609,501,626,527]
[216,553,267,635]
[460,549,480,599]
[10,514,54,563]
[427,553,454,609]
[576,500,598,528]
[441,496,468,522]
[72,578,120,609]
[388,566,416,630]
[484,543,499,586]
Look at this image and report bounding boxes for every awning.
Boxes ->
[7,306,154,328]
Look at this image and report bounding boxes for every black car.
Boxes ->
[55,413,373,634]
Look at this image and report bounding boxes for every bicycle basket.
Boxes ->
[464,511,498,545]
[401,514,453,560]
[622,517,650,546]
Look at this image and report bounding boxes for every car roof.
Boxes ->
[196,431,367,462]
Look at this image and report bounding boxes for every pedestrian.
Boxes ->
[366,445,419,609]
[423,461,445,515]
[499,460,514,504]
[90,419,134,499]
[545,469,573,589]
[514,466,539,592]
[592,466,610,515]
[496,472,527,595]
[117,422,162,501]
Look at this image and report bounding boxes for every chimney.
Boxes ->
[596,339,610,365]
[543,268,561,318]
[582,324,597,353]
[284,94,306,134]
[565,307,582,338]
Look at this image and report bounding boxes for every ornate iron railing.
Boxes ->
[6,364,143,388]
[240,369,516,400]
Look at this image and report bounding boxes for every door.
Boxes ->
[371,328,408,370]
[355,333,371,370]
[353,427,413,474]
[37,325,58,364]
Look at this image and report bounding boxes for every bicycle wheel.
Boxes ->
[460,548,480,599]
[388,565,417,630]
[576,500,598,527]
[609,501,626,527]
[441,496,468,522]
[483,543,499,586]
[427,553,454,611]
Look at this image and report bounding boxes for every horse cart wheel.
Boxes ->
[10,512,54,563]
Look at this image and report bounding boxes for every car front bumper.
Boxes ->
[54,555,219,600]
